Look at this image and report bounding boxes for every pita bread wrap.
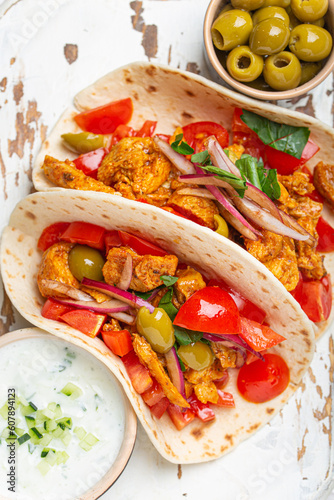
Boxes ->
[32,62,334,339]
[1,190,315,464]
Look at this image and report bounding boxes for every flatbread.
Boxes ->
[0,189,315,463]
[32,62,334,338]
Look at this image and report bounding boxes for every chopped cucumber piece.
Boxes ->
[37,460,50,476]
[79,440,92,452]
[45,450,57,466]
[21,403,37,417]
[39,434,53,447]
[44,420,57,432]
[52,427,64,439]
[1,428,11,439]
[25,416,36,429]
[14,427,24,437]
[17,395,29,407]
[41,448,52,458]
[18,433,30,445]
[41,408,55,420]
[66,350,76,359]
[56,450,69,465]
[35,410,47,425]
[28,443,36,454]
[74,426,87,441]
[47,403,62,419]
[84,433,99,447]
[61,429,71,447]
[0,404,8,420]
[61,383,83,400]
[56,417,72,430]
[30,427,43,439]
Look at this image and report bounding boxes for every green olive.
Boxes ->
[219,3,233,14]
[289,24,333,62]
[262,0,290,7]
[211,10,253,51]
[286,6,300,29]
[227,45,264,81]
[263,51,301,89]
[250,18,290,55]
[231,0,266,9]
[309,17,325,28]
[253,6,290,27]
[299,61,322,84]
[178,342,214,371]
[68,245,105,282]
[61,132,109,154]
[136,307,175,354]
[290,0,328,23]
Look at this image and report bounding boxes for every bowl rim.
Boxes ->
[0,328,137,500]
[203,0,334,101]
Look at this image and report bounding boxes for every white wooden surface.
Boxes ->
[0,1,333,499]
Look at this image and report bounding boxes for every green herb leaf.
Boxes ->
[160,275,178,287]
[173,326,203,346]
[199,164,247,197]
[261,168,281,200]
[191,151,210,165]
[171,133,194,155]
[158,289,178,321]
[240,109,310,159]
[236,154,262,190]
[235,154,281,200]
[135,286,163,300]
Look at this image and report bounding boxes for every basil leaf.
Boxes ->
[191,151,210,164]
[171,133,194,155]
[261,168,281,200]
[173,326,203,346]
[135,285,163,300]
[158,288,178,321]
[235,154,280,200]
[160,275,178,287]
[200,164,247,197]
[240,109,310,159]
[235,155,262,190]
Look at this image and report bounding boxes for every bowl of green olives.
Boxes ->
[204,0,334,100]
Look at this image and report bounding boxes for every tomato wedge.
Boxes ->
[300,166,324,203]
[37,222,70,252]
[61,222,106,250]
[264,139,320,175]
[239,317,286,352]
[135,120,157,137]
[161,207,191,220]
[141,378,165,407]
[215,390,235,408]
[60,309,106,338]
[41,298,73,321]
[187,394,215,422]
[299,275,332,322]
[122,350,153,394]
[74,98,133,135]
[150,397,170,419]
[183,121,229,153]
[237,353,290,403]
[167,404,195,430]
[73,147,108,179]
[316,217,334,253]
[173,286,241,334]
[105,230,122,254]
[118,231,169,256]
[102,329,133,357]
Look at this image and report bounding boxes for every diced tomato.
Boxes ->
[245,352,260,365]
[239,317,286,352]
[118,231,169,256]
[73,147,108,179]
[155,134,170,142]
[187,394,215,422]
[300,166,324,203]
[182,121,229,153]
[214,371,229,390]
[61,222,106,250]
[135,120,157,137]
[299,274,332,322]
[232,108,253,134]
[150,397,170,419]
[237,353,290,403]
[215,390,235,408]
[110,124,135,146]
[104,230,122,254]
[60,309,106,337]
[41,298,73,321]
[289,271,303,303]
[122,350,153,394]
[141,378,165,407]
[264,139,320,175]
[233,131,266,161]
[74,98,133,135]
[37,222,71,252]
[161,207,190,220]
[174,286,241,335]
[316,217,334,253]
[208,279,266,324]
[167,404,195,431]
[102,329,133,357]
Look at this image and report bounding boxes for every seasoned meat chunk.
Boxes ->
[184,359,226,404]
[103,246,178,292]
[132,334,189,408]
[42,156,115,193]
[211,344,237,369]
[98,137,173,199]
[278,171,315,197]
[264,237,300,291]
[173,267,206,305]
[102,319,122,332]
[194,381,219,404]
[167,192,219,229]
[37,242,78,298]
[313,161,334,209]
[244,230,284,263]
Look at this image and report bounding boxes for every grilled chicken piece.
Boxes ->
[313,161,334,209]
[173,267,206,305]
[37,242,78,298]
[42,156,115,193]
[103,246,178,292]
[80,286,110,303]
[278,171,315,197]
[244,230,284,263]
[211,344,237,369]
[132,334,189,408]
[184,359,226,385]
[265,237,300,291]
[98,137,173,199]
[102,319,122,332]
[166,192,219,229]
[193,381,219,404]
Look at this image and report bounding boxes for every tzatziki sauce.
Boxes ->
[0,336,126,500]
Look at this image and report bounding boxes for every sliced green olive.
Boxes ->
[178,342,214,371]
[68,245,105,282]
[227,45,264,82]
[299,61,322,85]
[136,307,175,354]
[61,132,109,154]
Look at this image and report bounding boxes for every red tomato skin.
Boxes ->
[155,134,171,143]
[118,231,169,257]
[60,310,106,338]
[73,148,108,178]
[61,221,106,250]
[289,271,303,303]
[300,166,324,203]
[187,394,216,422]
[265,139,320,175]
[183,121,229,153]
[161,207,190,220]
[167,404,195,431]
[299,275,332,322]
[316,217,334,253]
[122,350,153,394]
[104,230,122,254]
[215,390,235,408]
[102,329,133,357]
[41,298,73,321]
[141,378,165,407]
[110,124,135,146]
[37,222,71,252]
[208,279,266,324]
[150,397,170,419]
[237,353,290,403]
[135,120,157,137]
[214,371,229,390]
[239,317,286,352]
[74,98,133,135]
[174,287,241,335]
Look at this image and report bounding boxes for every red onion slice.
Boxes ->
[82,278,155,313]
[118,254,133,291]
[40,280,92,301]
[165,347,186,398]
[153,136,195,175]
[217,205,259,241]
[53,297,130,313]
[176,187,216,199]
[203,332,264,360]
[178,173,231,189]
[109,311,136,325]
[278,209,315,246]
